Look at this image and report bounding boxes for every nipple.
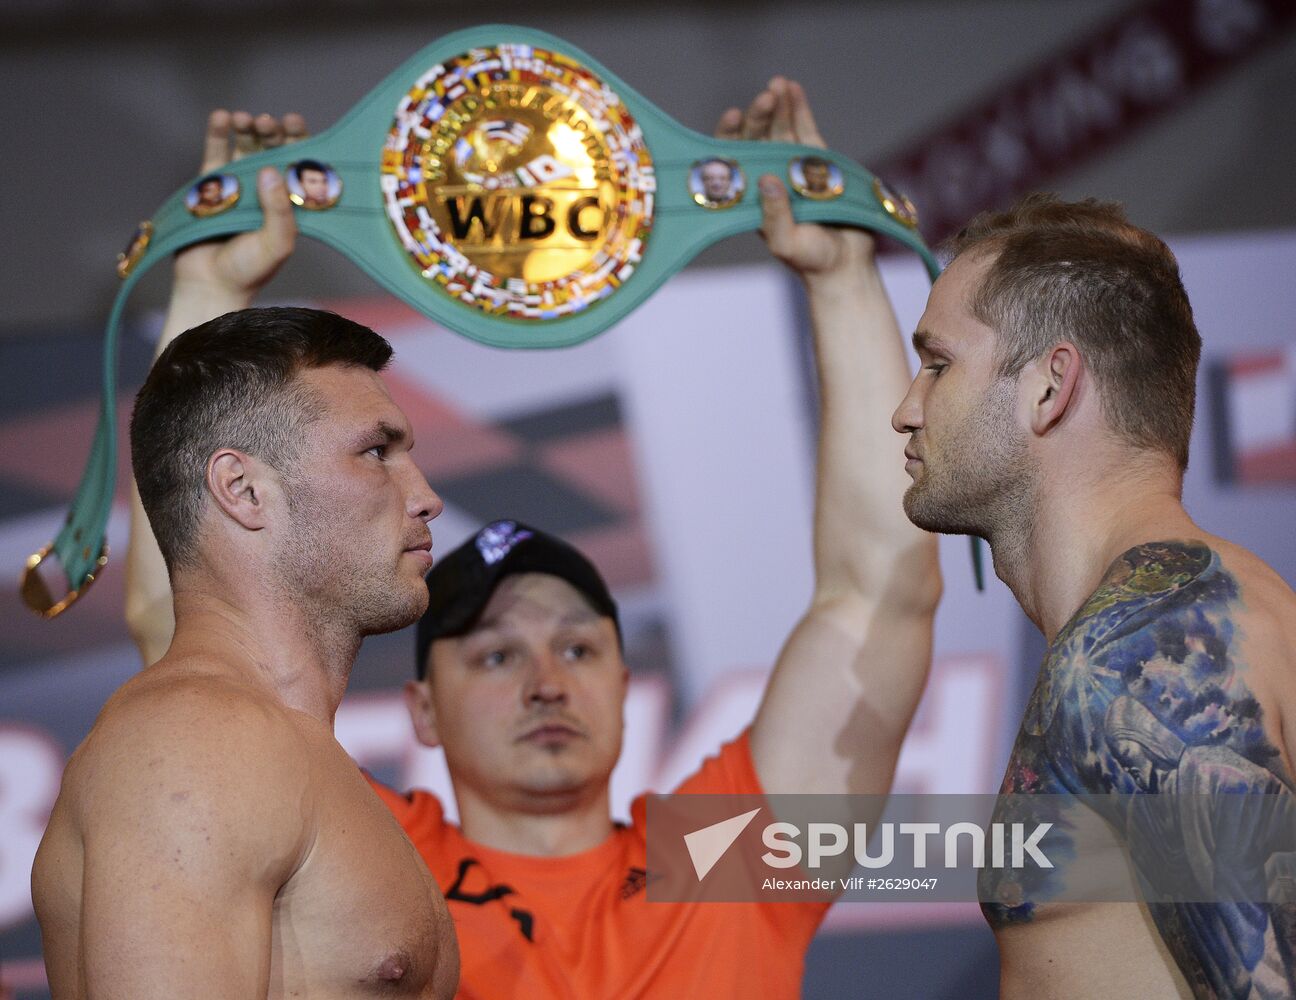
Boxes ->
[375,953,408,982]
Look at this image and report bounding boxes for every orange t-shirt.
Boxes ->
[369,732,830,999]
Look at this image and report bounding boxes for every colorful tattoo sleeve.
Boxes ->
[983,541,1296,998]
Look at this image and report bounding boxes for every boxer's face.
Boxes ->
[269,364,442,635]
[418,573,627,814]
[701,162,733,201]
[198,179,223,205]
[804,162,830,192]
[299,168,330,204]
[892,251,1033,539]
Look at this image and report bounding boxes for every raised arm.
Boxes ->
[731,80,941,796]
[70,686,312,998]
[125,110,302,665]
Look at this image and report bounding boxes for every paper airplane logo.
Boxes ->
[683,808,761,881]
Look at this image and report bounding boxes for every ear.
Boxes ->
[1029,342,1082,436]
[206,449,271,531]
[403,678,441,748]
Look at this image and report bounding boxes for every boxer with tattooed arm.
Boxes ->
[893,195,1296,998]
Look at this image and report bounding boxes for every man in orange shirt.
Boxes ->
[127,81,939,997]
[374,518,833,998]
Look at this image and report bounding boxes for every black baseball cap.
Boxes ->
[415,520,620,678]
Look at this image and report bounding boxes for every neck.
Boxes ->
[454,782,615,857]
[168,566,359,724]
[989,452,1197,642]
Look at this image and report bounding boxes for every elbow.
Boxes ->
[123,590,152,643]
[124,592,173,666]
[815,533,943,616]
[877,533,942,617]
[907,537,943,614]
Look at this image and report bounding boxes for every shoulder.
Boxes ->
[1207,537,1296,644]
[1071,537,1294,636]
[84,665,313,767]
[1029,542,1246,738]
[1047,540,1250,679]
[64,666,316,857]
[628,730,761,830]
[1041,538,1294,773]
[1064,537,1296,699]
[1206,538,1296,760]
[672,729,761,795]
[1066,541,1223,643]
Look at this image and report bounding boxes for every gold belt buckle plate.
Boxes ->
[20,541,109,619]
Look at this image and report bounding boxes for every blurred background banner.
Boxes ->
[873,0,1296,242]
[1,2,1294,997]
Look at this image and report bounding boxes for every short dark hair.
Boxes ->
[294,159,329,177]
[130,307,392,572]
[944,194,1200,471]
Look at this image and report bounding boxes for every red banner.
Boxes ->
[874,0,1296,243]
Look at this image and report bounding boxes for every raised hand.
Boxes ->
[715,77,875,282]
[130,109,311,666]
[172,109,307,303]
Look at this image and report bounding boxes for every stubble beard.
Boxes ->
[901,376,1036,549]
[275,472,428,640]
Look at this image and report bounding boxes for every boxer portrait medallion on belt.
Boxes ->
[381,44,657,322]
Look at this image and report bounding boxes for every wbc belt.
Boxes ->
[22,24,973,617]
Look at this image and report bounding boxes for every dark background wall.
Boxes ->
[2,0,1294,334]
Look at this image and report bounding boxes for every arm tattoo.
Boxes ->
[983,541,1296,998]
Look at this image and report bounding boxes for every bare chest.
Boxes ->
[983,543,1296,998]
[272,754,458,999]
[992,901,1193,1000]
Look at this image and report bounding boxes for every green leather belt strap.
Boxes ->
[23,24,981,617]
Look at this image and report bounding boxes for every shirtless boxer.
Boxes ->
[31,115,458,998]
[120,85,943,997]
[893,195,1296,997]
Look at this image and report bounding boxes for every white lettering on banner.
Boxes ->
[1026,67,1121,154]
[902,823,942,868]
[0,726,62,929]
[761,823,801,868]
[756,821,1055,870]
[911,19,1186,221]
[808,822,849,868]
[1196,0,1267,54]
[859,823,894,868]
[875,0,1296,242]
[1013,821,1054,868]
[946,821,987,868]
[1102,21,1184,105]
[981,107,1033,185]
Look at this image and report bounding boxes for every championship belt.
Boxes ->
[21,24,977,617]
